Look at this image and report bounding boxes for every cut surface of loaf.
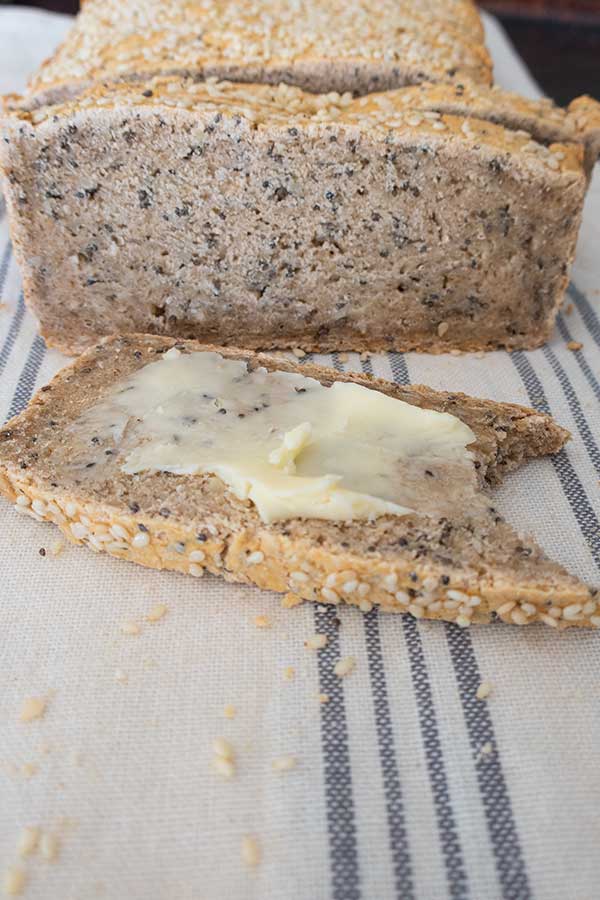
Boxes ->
[20,0,491,109]
[0,78,589,355]
[0,334,596,630]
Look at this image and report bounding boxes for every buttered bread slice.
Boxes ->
[0,335,595,630]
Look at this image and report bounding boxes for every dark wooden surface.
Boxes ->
[3,0,600,103]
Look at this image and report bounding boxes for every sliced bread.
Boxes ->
[1,78,591,355]
[0,334,595,630]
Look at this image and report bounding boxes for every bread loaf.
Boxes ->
[1,77,595,355]
[0,335,596,630]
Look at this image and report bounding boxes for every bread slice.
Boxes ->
[20,0,491,110]
[0,77,590,356]
[0,334,595,630]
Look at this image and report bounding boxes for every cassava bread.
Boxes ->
[1,77,596,356]
[17,0,491,110]
[0,334,596,630]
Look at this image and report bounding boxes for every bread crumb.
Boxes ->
[3,866,26,896]
[283,666,295,681]
[334,656,356,678]
[281,592,303,609]
[254,615,272,629]
[318,693,330,704]
[49,539,64,557]
[476,681,492,701]
[40,832,60,862]
[146,603,168,623]
[567,340,583,351]
[338,352,349,362]
[213,737,234,761]
[292,348,306,358]
[19,696,47,723]
[212,757,236,780]
[241,835,261,868]
[272,754,297,773]
[223,704,237,720]
[565,303,574,315]
[304,633,328,650]
[21,763,38,779]
[17,826,40,857]
[120,620,141,636]
[480,741,493,756]
[437,321,449,337]
[114,669,128,684]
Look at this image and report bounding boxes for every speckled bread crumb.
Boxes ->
[0,335,596,631]
[0,77,589,356]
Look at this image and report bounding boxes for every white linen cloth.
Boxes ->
[0,8,599,899]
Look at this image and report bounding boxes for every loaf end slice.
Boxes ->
[0,335,595,630]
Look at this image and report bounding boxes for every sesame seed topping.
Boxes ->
[292,348,306,358]
[563,603,583,621]
[321,587,339,604]
[70,521,88,540]
[246,551,265,565]
[511,608,529,626]
[520,602,537,617]
[3,866,26,896]
[146,603,168,623]
[241,835,261,868]
[189,563,205,577]
[334,656,356,678]
[17,827,40,858]
[272,754,297,773]
[31,499,47,516]
[496,600,516,616]
[476,681,492,700]
[395,591,410,605]
[290,570,308,583]
[109,523,129,541]
[19,696,47,723]
[40,832,60,862]
[131,531,150,548]
[15,495,30,507]
[305,633,328,650]
[359,600,373,613]
[590,616,600,627]
[189,549,206,562]
[455,615,471,628]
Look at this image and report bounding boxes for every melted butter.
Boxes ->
[73,348,477,523]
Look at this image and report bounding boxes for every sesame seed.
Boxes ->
[110,523,129,541]
[17,826,39,857]
[455,615,471,628]
[189,549,205,562]
[40,832,60,862]
[548,606,563,619]
[132,532,150,548]
[213,737,234,760]
[511,608,529,625]
[146,603,168,623]
[324,573,338,588]
[395,590,410,605]
[520,602,537,617]
[408,604,424,618]
[357,583,370,598]
[321,587,339,604]
[359,600,373,613]
[15,495,30,507]
[246,551,264,565]
[272,754,297,772]
[383,573,397,591]
[31,499,47,516]
[70,522,88,540]
[305,633,328,650]
[342,580,358,593]
[213,757,236,779]
[19,696,47,723]
[120,620,141,636]
[583,600,597,616]
[318,693,330,704]
[254,615,272,629]
[65,502,77,518]
[3,866,26,896]
[567,341,583,351]
[292,347,306,358]
[447,589,468,603]
[476,681,492,700]
[241,835,261,868]
[290,570,308,583]
[563,603,583,621]
[539,613,559,628]
[334,656,356,678]
[189,563,205,577]
[496,600,516,616]
[224,704,237,719]
[590,616,600,627]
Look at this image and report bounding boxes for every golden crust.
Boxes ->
[0,469,595,630]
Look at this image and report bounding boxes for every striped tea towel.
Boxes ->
[0,9,599,900]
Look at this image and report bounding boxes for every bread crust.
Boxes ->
[0,335,595,630]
